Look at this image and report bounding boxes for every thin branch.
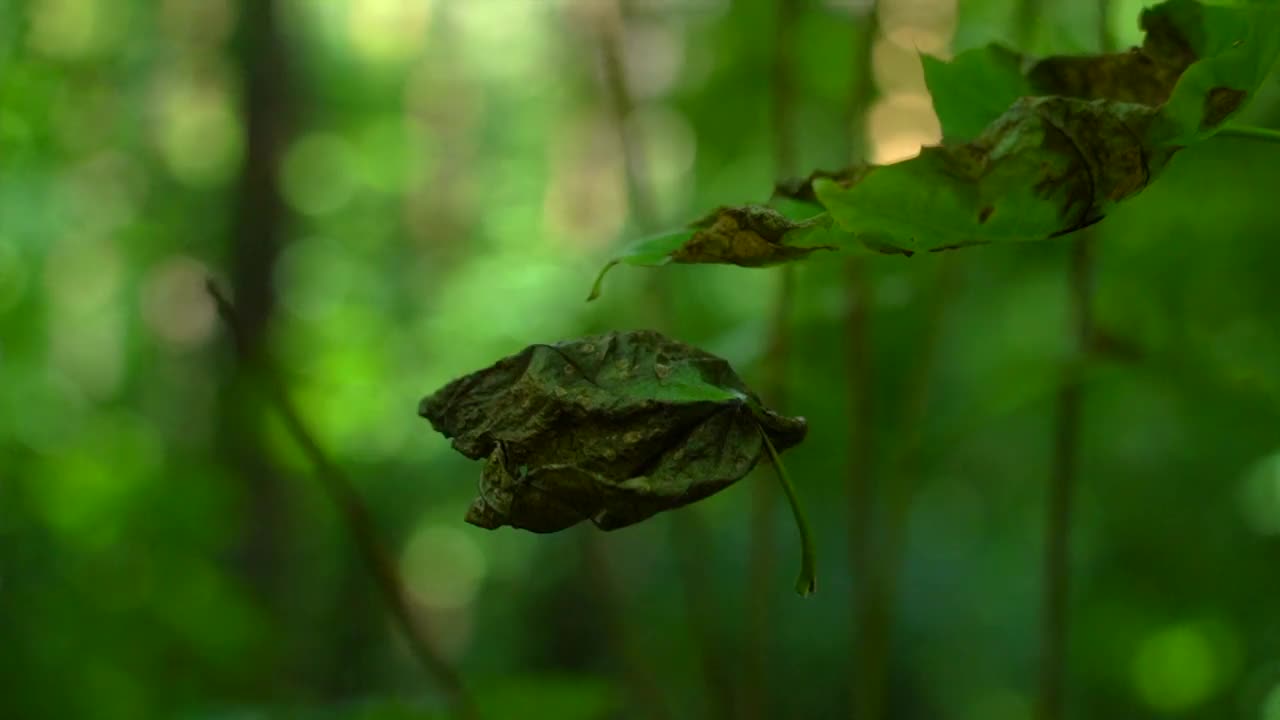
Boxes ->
[1035,1,1110,714]
[1037,232,1094,720]
[1216,125,1280,145]
[207,282,479,720]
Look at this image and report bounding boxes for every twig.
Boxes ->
[207,282,479,720]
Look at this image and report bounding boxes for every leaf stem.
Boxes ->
[758,427,817,596]
[1216,125,1280,145]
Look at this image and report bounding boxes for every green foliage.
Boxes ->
[590,0,1280,287]
[1153,1,1280,144]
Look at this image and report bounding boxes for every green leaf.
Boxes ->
[816,97,1170,252]
[596,0,1280,266]
[923,45,1031,142]
[1152,1,1280,143]
[586,228,692,301]
[819,0,1279,253]
[420,330,808,533]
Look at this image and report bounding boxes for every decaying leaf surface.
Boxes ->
[803,0,1279,253]
[420,330,807,533]
[587,206,841,300]
[925,0,1278,143]
[811,96,1174,252]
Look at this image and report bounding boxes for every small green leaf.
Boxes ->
[586,229,692,301]
[923,45,1031,142]
[587,207,840,300]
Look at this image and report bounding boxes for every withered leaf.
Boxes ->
[420,330,807,533]
[587,205,841,300]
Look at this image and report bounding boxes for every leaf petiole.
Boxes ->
[758,425,817,596]
[1215,125,1280,146]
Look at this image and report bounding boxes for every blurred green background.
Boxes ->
[3,0,1280,718]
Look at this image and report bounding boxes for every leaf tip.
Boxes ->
[795,575,817,597]
[586,260,619,302]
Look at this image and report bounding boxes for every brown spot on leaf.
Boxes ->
[1027,3,1198,105]
[1201,87,1247,130]
[673,205,837,267]
[978,206,994,224]
[773,165,874,204]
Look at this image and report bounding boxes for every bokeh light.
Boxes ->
[1131,621,1241,714]
[280,132,361,216]
[1239,451,1280,536]
[154,70,244,187]
[400,523,488,611]
[141,255,218,351]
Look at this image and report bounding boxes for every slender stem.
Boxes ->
[207,283,479,720]
[743,0,803,715]
[856,255,956,720]
[1035,0,1109,713]
[1216,125,1280,145]
[845,5,880,720]
[759,428,817,596]
[579,529,673,720]
[845,255,879,720]
[743,264,793,720]
[1037,231,1095,720]
[672,513,740,720]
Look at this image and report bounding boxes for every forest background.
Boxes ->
[3,0,1280,718]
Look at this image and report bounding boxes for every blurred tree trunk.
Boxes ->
[218,0,296,695]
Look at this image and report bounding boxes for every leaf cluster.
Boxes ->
[588,0,1280,297]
